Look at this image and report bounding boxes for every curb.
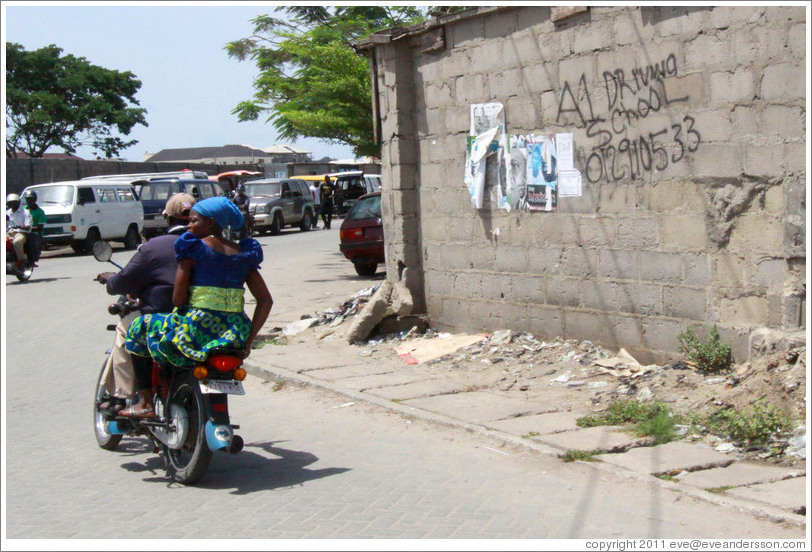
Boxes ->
[244,359,807,530]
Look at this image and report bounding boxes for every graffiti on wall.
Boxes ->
[556,54,701,184]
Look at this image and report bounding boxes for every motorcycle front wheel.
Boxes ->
[165,371,212,485]
[93,359,123,450]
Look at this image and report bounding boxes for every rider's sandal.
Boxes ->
[99,400,125,414]
[119,404,155,418]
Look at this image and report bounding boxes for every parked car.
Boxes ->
[339,191,384,276]
[22,180,144,254]
[137,178,226,238]
[245,178,315,235]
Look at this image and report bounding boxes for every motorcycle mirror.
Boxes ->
[92,241,113,262]
[92,241,123,269]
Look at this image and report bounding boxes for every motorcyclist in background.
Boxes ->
[6,193,32,269]
[95,193,196,416]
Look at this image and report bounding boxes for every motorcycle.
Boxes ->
[6,225,43,281]
[91,241,247,484]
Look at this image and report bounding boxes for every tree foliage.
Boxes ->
[6,43,147,159]
[226,6,425,158]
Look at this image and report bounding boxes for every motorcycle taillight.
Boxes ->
[208,355,243,372]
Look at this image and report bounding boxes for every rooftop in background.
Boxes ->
[143,144,312,164]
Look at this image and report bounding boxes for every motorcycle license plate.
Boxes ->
[200,380,245,395]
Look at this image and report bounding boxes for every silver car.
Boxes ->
[246,178,315,235]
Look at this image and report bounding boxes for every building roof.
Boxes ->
[146,144,311,162]
[146,144,269,162]
[260,144,311,155]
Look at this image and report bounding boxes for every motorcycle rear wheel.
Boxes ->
[165,372,212,485]
[93,360,123,450]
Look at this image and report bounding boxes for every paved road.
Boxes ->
[3,229,805,541]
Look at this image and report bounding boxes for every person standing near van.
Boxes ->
[309,180,321,229]
[320,176,335,230]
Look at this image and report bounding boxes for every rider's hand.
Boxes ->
[96,272,116,283]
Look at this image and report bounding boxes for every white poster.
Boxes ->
[555,132,582,197]
[465,103,505,210]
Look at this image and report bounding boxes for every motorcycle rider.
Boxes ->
[6,193,32,269]
[96,193,196,415]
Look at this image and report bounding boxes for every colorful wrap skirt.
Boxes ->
[124,305,252,368]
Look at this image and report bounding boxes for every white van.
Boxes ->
[23,180,144,254]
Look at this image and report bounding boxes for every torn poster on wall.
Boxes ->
[465,102,507,209]
[504,134,558,211]
[465,103,581,211]
[525,135,557,211]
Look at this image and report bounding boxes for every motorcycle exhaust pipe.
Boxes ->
[227,434,244,454]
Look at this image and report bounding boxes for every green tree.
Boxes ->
[6,43,147,159]
[226,6,425,158]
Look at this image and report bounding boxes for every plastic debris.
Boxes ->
[550,372,573,384]
[715,442,736,453]
[489,329,513,345]
[283,317,318,336]
[593,348,656,378]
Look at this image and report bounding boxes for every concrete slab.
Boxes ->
[724,476,807,513]
[299,364,394,380]
[402,391,557,424]
[254,343,369,372]
[486,412,581,436]
[367,379,473,401]
[536,426,652,453]
[339,371,425,391]
[598,441,736,475]
[676,462,805,490]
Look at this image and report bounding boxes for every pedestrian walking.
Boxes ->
[309,180,321,229]
[320,176,335,230]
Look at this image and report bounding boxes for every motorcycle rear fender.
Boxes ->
[202,392,231,426]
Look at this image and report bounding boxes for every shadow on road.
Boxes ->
[5,276,70,285]
[302,272,386,283]
[119,439,351,493]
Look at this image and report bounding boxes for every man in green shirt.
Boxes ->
[22,189,46,265]
[23,189,46,230]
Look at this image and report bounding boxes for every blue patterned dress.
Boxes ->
[125,232,263,368]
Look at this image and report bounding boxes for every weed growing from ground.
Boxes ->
[253,336,288,349]
[577,399,680,445]
[560,450,600,462]
[677,325,732,372]
[706,485,735,494]
[701,400,794,445]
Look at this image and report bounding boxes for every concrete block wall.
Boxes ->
[365,6,806,362]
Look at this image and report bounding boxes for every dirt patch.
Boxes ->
[369,330,807,465]
[294,289,807,466]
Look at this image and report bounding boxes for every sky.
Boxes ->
[2,1,357,162]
